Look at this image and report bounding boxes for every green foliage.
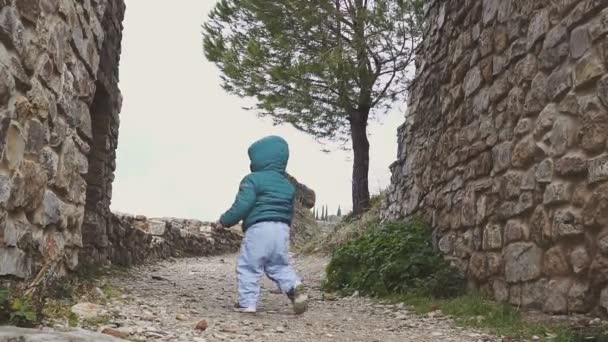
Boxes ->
[0,288,38,326]
[324,218,465,299]
[203,0,423,141]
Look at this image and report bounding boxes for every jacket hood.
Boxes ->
[248,136,289,172]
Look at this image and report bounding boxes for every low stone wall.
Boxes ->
[383,0,608,315]
[106,214,242,267]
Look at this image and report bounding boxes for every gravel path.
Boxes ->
[101,254,499,342]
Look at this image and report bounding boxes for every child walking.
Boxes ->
[215,136,308,314]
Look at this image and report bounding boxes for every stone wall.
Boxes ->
[108,214,242,266]
[383,0,608,314]
[0,0,125,281]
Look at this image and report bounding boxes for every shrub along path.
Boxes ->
[88,254,497,341]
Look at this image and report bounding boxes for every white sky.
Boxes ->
[111,0,405,221]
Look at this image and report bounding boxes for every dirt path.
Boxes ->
[101,254,498,342]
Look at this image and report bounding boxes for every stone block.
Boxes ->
[5,122,25,171]
[574,53,605,88]
[148,220,167,236]
[544,246,570,276]
[512,136,539,168]
[550,117,577,157]
[570,25,591,59]
[482,223,502,250]
[527,9,550,50]
[555,154,587,176]
[553,209,583,238]
[492,141,513,173]
[570,245,590,274]
[504,242,543,283]
[580,108,608,153]
[588,154,608,184]
[521,279,547,309]
[568,280,592,313]
[504,220,526,243]
[535,159,554,183]
[543,182,573,205]
[543,278,571,314]
[0,247,31,278]
[464,66,482,97]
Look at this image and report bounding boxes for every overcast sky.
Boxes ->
[111,0,405,221]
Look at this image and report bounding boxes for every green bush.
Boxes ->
[324,218,465,299]
[0,287,37,326]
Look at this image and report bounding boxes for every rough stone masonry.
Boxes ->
[383,0,608,314]
[0,0,127,280]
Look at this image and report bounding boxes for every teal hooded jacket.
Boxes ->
[219,136,296,230]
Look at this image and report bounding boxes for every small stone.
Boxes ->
[176,314,187,321]
[71,302,103,320]
[220,327,238,334]
[101,328,130,339]
[195,320,208,331]
[275,326,285,333]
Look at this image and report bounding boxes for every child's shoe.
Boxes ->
[286,284,308,315]
[233,303,256,313]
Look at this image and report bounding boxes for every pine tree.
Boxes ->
[203,0,424,216]
[337,206,342,217]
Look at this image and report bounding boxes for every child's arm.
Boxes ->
[219,176,256,227]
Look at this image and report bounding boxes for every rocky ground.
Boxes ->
[73,254,500,342]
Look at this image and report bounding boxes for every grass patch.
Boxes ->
[382,292,608,341]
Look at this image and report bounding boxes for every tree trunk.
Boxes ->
[350,108,371,216]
